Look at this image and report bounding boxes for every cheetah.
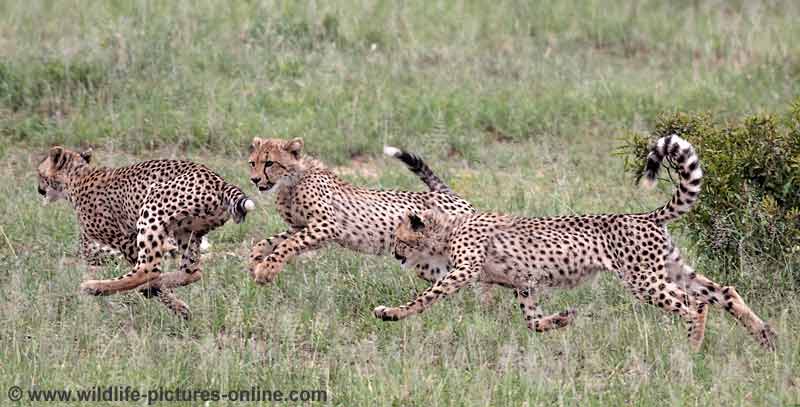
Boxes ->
[375,135,776,351]
[36,146,255,318]
[246,137,475,284]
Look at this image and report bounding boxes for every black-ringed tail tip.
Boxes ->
[641,134,703,224]
[382,145,452,194]
[229,197,256,224]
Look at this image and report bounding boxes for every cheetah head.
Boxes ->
[247,137,305,193]
[36,146,92,204]
[393,209,450,269]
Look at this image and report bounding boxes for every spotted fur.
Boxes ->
[376,135,776,352]
[246,137,475,284]
[36,146,254,318]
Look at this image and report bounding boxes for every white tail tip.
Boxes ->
[244,199,255,211]
[640,176,657,190]
[383,146,402,157]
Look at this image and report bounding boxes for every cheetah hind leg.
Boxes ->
[687,274,776,350]
[666,249,776,351]
[79,266,160,296]
[515,288,576,332]
[81,207,175,296]
[139,287,191,320]
[621,267,704,352]
[136,232,204,319]
[478,283,498,307]
[154,232,204,289]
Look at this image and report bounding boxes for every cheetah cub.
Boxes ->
[246,137,475,284]
[36,146,255,318]
[375,135,776,351]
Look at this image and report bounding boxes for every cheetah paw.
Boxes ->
[554,309,578,328]
[79,280,107,296]
[373,306,400,321]
[758,323,778,351]
[171,301,192,321]
[253,261,281,285]
[247,240,271,275]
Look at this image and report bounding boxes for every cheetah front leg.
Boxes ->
[248,230,294,276]
[374,260,483,321]
[79,234,122,268]
[252,224,332,284]
[515,288,576,332]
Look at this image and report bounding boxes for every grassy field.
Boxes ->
[1,1,799,405]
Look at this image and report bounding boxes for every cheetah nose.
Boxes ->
[37,186,46,196]
[394,252,406,262]
[250,177,261,184]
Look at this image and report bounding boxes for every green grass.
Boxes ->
[1,1,799,405]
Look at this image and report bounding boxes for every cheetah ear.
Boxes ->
[250,137,264,153]
[49,146,67,170]
[409,213,425,231]
[284,138,304,158]
[80,148,92,164]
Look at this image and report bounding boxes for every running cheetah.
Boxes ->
[246,137,475,284]
[37,146,255,318]
[375,135,776,351]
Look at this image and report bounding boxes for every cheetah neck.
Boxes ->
[276,155,327,191]
[435,215,469,250]
[427,211,465,239]
[298,155,325,172]
[62,165,107,205]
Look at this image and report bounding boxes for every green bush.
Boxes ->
[620,98,800,278]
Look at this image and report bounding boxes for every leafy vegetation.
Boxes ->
[620,101,800,286]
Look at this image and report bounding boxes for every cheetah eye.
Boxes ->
[248,161,255,168]
[265,160,274,168]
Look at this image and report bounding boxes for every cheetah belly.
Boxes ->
[482,234,606,290]
[482,255,518,287]
[412,256,449,282]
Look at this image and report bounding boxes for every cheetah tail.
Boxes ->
[640,134,703,224]
[383,146,452,194]
[221,184,255,224]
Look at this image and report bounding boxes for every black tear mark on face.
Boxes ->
[409,214,424,231]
